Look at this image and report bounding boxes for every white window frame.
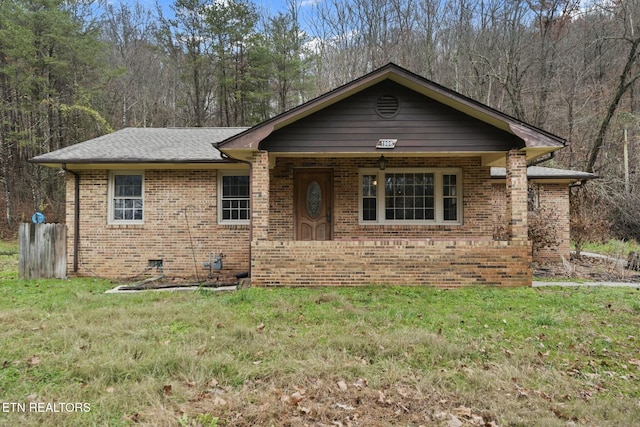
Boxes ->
[108,171,145,225]
[218,170,250,225]
[358,168,463,225]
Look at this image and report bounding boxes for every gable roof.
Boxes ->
[30,127,248,168]
[218,63,565,164]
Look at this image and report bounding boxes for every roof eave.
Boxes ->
[30,158,237,170]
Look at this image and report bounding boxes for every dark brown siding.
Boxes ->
[260,80,524,153]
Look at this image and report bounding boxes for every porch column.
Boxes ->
[506,149,528,241]
[251,150,270,241]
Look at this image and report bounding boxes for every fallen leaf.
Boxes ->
[212,396,227,406]
[208,378,219,388]
[122,413,140,422]
[433,411,449,421]
[288,391,305,405]
[256,323,265,332]
[281,391,304,406]
[27,356,40,366]
[335,403,355,410]
[448,415,463,427]
[163,384,172,396]
[515,384,529,398]
[106,387,115,394]
[628,359,640,366]
[453,406,472,417]
[470,414,485,425]
[337,380,348,391]
[352,378,367,389]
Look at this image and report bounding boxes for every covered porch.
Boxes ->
[216,63,562,287]
[246,151,532,287]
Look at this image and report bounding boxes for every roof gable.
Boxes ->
[218,63,565,158]
[260,80,524,153]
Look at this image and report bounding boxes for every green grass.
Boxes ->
[573,238,640,258]
[1,241,640,426]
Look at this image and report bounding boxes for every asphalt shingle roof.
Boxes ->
[31,128,594,181]
[490,166,596,181]
[30,127,248,164]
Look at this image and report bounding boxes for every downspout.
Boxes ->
[62,164,80,273]
[219,151,253,277]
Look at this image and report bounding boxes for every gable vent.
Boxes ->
[375,95,400,118]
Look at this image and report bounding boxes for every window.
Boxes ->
[359,168,462,225]
[109,172,144,224]
[218,171,250,223]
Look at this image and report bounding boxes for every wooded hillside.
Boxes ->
[2,0,639,240]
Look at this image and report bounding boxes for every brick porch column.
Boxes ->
[251,150,270,241]
[506,149,528,241]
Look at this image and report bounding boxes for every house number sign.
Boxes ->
[376,138,397,149]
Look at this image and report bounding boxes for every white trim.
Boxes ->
[108,170,145,225]
[217,170,251,225]
[358,168,463,225]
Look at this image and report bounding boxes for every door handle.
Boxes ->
[326,211,331,222]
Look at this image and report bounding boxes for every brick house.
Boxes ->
[31,63,594,287]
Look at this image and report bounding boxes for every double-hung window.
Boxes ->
[218,171,250,224]
[109,171,144,224]
[359,168,462,225]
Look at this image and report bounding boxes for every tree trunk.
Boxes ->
[585,36,640,173]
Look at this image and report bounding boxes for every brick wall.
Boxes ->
[492,182,570,263]
[269,156,494,240]
[64,157,544,286]
[251,240,532,287]
[506,150,528,240]
[66,169,250,281]
[535,184,570,262]
[251,151,270,241]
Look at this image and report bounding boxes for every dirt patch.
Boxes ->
[534,253,640,282]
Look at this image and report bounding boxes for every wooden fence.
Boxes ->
[19,223,67,279]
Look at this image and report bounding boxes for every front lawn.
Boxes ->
[1,242,639,426]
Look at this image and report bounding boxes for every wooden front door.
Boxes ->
[294,169,333,241]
